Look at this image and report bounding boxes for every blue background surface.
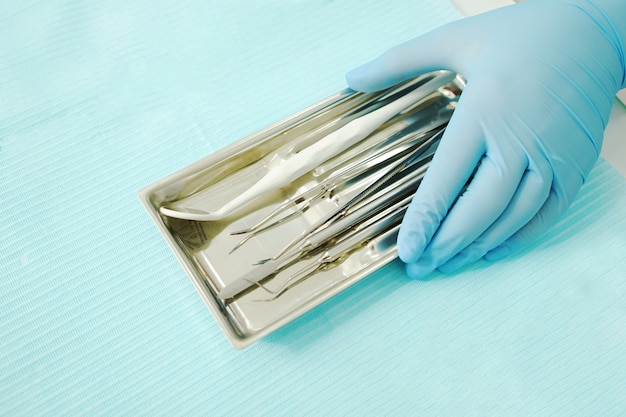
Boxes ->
[1,1,626,415]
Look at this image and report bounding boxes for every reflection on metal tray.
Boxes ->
[139,70,465,349]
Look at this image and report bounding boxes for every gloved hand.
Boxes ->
[346,0,626,279]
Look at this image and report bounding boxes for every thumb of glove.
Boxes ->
[345,22,466,92]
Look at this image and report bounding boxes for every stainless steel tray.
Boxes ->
[139,71,465,348]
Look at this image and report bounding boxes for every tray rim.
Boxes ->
[138,71,462,348]
[138,87,361,349]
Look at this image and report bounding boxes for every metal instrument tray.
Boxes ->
[139,71,464,348]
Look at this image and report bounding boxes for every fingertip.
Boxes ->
[397,228,427,264]
[345,63,373,92]
[346,28,455,93]
[484,245,512,261]
[405,262,436,280]
[437,253,471,274]
[345,60,396,93]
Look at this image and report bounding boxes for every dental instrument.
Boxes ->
[249,212,406,302]
[257,129,443,265]
[227,124,446,254]
[159,71,456,222]
[222,198,410,301]
[219,163,427,299]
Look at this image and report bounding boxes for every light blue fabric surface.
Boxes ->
[1,1,625,416]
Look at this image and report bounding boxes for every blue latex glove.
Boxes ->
[346,0,626,278]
